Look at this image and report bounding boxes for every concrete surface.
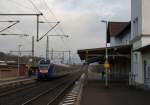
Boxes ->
[81,80,150,105]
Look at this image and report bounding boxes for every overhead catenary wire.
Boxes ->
[1,0,70,57]
[43,0,58,21]
[0,21,20,33]
[43,0,66,35]
[42,0,71,52]
[7,0,37,13]
[40,15,60,35]
[28,0,65,36]
[27,0,41,13]
[27,0,64,54]
[60,37,71,50]
[28,0,61,36]
[0,0,41,37]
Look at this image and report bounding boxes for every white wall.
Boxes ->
[131,0,150,39]
[132,51,144,84]
[110,31,131,47]
[131,0,142,40]
[142,37,150,47]
[121,31,131,45]
[142,0,150,35]
[110,37,121,46]
[132,40,142,50]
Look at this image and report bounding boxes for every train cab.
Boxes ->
[37,59,53,80]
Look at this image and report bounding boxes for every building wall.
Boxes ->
[0,69,18,79]
[121,31,131,45]
[132,39,142,50]
[0,64,27,80]
[141,36,150,47]
[19,64,27,76]
[110,31,131,47]
[110,37,121,46]
[111,57,130,81]
[131,0,142,40]
[142,0,150,35]
[132,51,144,84]
[131,0,143,82]
[131,0,150,46]
[131,0,150,86]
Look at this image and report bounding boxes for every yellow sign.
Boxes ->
[104,60,110,69]
[26,64,32,69]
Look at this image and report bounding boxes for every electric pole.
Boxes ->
[46,36,49,60]
[32,36,34,64]
[69,50,71,64]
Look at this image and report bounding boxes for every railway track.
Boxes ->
[0,72,81,105]
[0,81,41,97]
[22,73,80,105]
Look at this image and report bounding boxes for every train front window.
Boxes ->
[39,66,48,73]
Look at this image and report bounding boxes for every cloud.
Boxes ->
[0,0,131,60]
[47,0,131,49]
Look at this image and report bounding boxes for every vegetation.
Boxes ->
[0,52,43,64]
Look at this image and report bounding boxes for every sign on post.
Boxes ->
[103,59,110,88]
[104,60,110,69]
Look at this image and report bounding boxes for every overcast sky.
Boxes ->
[0,0,131,61]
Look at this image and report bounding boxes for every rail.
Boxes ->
[0,82,40,97]
[22,73,81,105]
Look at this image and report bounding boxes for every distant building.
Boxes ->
[0,61,7,66]
[78,23,132,81]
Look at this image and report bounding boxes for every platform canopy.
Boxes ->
[77,45,131,64]
[134,44,150,52]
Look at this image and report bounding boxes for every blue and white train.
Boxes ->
[37,59,70,80]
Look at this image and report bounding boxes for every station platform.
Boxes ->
[81,80,150,105]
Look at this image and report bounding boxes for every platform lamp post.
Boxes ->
[18,44,22,78]
[85,50,89,84]
[101,20,110,88]
[25,35,35,64]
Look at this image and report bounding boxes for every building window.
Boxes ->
[144,60,147,83]
[134,53,138,64]
[144,60,150,83]
[133,17,138,38]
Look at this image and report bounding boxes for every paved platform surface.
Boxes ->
[81,80,150,105]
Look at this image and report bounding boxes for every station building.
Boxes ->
[131,0,150,87]
[78,0,150,88]
[78,22,131,82]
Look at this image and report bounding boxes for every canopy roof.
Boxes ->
[134,44,150,52]
[78,45,131,64]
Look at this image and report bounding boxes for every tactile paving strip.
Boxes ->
[60,74,85,105]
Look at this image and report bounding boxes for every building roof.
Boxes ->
[134,44,150,52]
[107,22,130,37]
[107,22,131,43]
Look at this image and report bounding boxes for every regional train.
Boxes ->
[37,59,71,80]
